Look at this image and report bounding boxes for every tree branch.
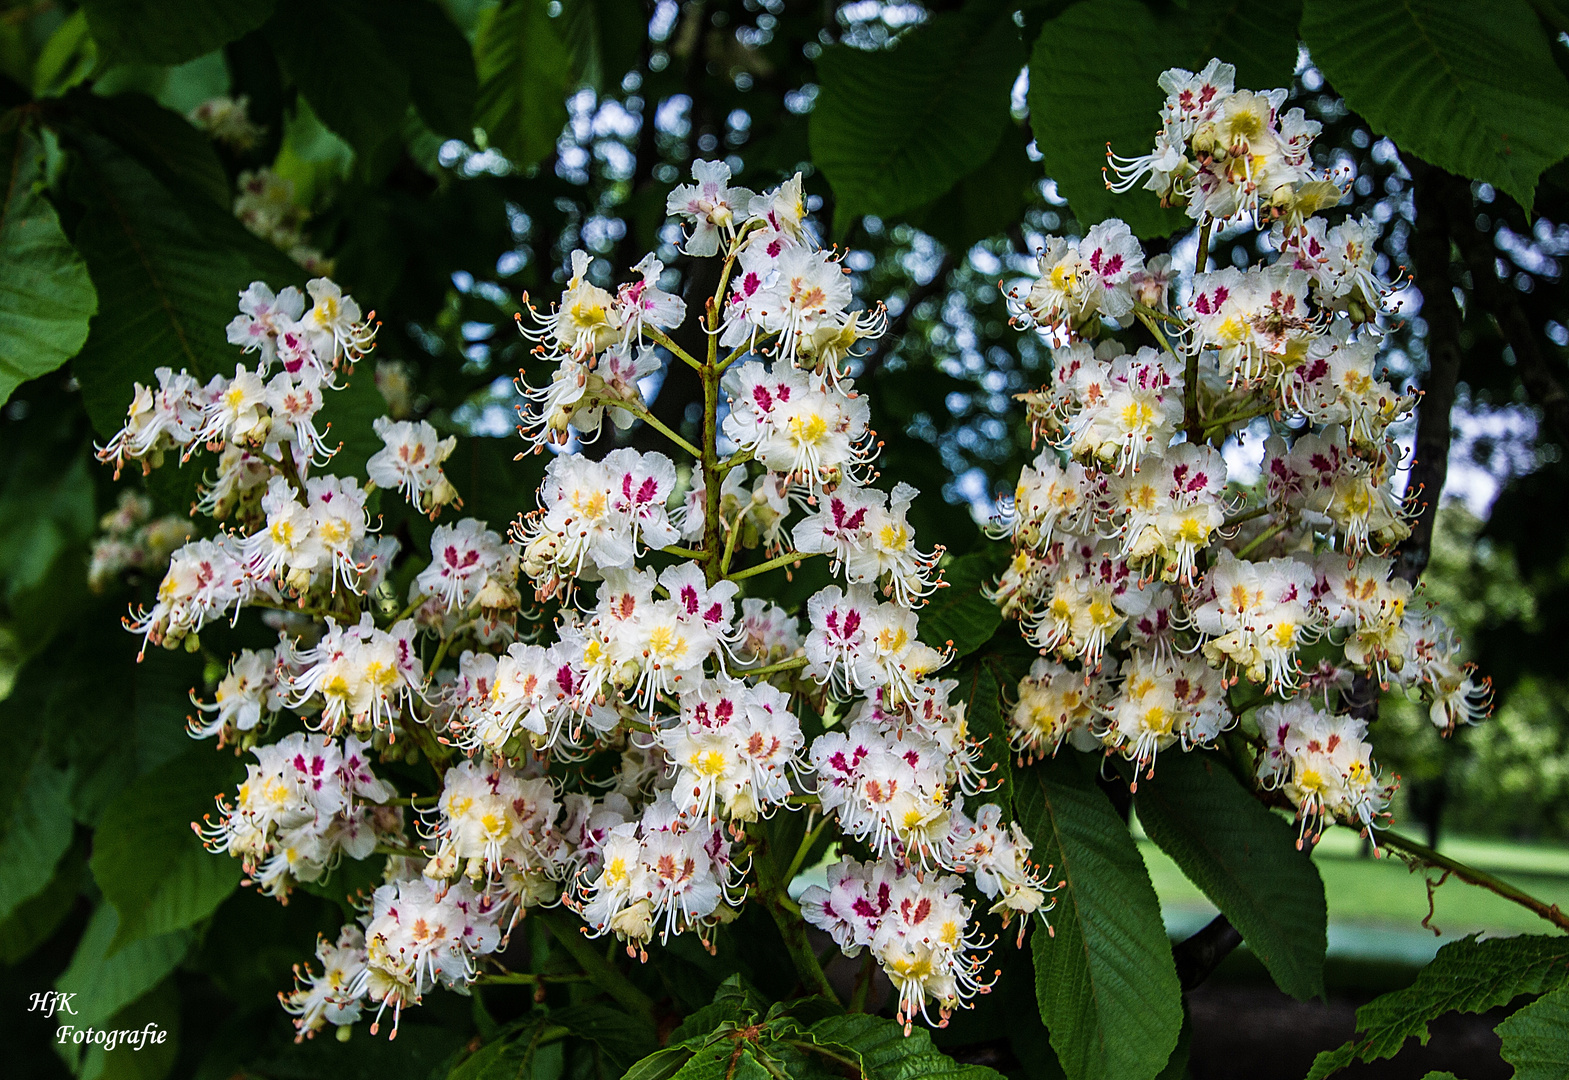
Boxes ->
[1378,828,1569,932]
[1172,914,1244,990]
[1440,170,1569,446]
[1395,159,1466,586]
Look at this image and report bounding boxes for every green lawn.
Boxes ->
[1142,825,1569,964]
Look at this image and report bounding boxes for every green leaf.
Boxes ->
[548,1002,660,1073]
[90,747,245,952]
[0,842,83,964]
[0,126,97,406]
[1305,934,1569,1078]
[1135,751,1327,1000]
[807,1013,1004,1080]
[255,1021,467,1080]
[0,752,74,923]
[918,551,1005,659]
[446,1018,550,1080]
[955,658,1013,814]
[77,977,181,1080]
[378,0,480,139]
[33,10,99,99]
[1027,0,1302,236]
[267,0,411,157]
[1300,0,1569,213]
[65,90,232,208]
[56,903,194,1028]
[66,131,258,439]
[561,0,647,94]
[907,122,1039,253]
[1499,984,1569,1080]
[621,1046,696,1080]
[1017,755,1183,1080]
[475,0,573,169]
[80,0,275,66]
[0,757,73,922]
[810,0,1026,232]
[666,1040,774,1080]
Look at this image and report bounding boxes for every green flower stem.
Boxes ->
[759,884,838,1002]
[643,326,704,373]
[1235,521,1287,559]
[1204,405,1276,436]
[1222,504,1272,529]
[539,911,657,1021]
[1135,309,1180,359]
[429,634,456,675]
[1376,829,1569,932]
[720,505,752,577]
[736,655,809,679]
[660,544,707,559]
[718,331,779,374]
[1184,216,1213,444]
[700,313,725,585]
[784,813,832,883]
[620,399,702,460]
[729,549,818,581]
[848,952,875,1013]
[717,448,753,477]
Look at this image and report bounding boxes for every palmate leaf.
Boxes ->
[0,754,74,925]
[1016,754,1183,1080]
[267,0,412,157]
[0,650,77,924]
[1300,0,1569,213]
[475,0,574,169]
[79,0,275,65]
[805,1013,1002,1080]
[1135,751,1327,1000]
[55,903,194,1029]
[918,551,1005,660]
[1026,0,1301,237]
[560,0,647,95]
[89,748,245,953]
[1498,984,1569,1080]
[67,131,260,438]
[0,843,83,965]
[810,0,1026,235]
[1306,934,1569,1078]
[0,126,97,406]
[377,0,480,139]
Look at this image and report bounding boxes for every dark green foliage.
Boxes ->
[1136,752,1328,1000]
[1307,935,1569,1077]
[1300,0,1569,213]
[1017,756,1183,1080]
[811,0,1026,234]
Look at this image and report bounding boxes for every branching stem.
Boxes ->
[729,549,818,581]
[1376,829,1569,933]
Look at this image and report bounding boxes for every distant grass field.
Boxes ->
[1141,824,1569,966]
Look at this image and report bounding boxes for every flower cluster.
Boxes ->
[198,733,401,898]
[284,868,502,1040]
[800,859,990,1031]
[234,168,331,272]
[107,164,1069,1041]
[1107,58,1338,227]
[993,60,1489,839]
[188,94,264,152]
[88,490,194,592]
